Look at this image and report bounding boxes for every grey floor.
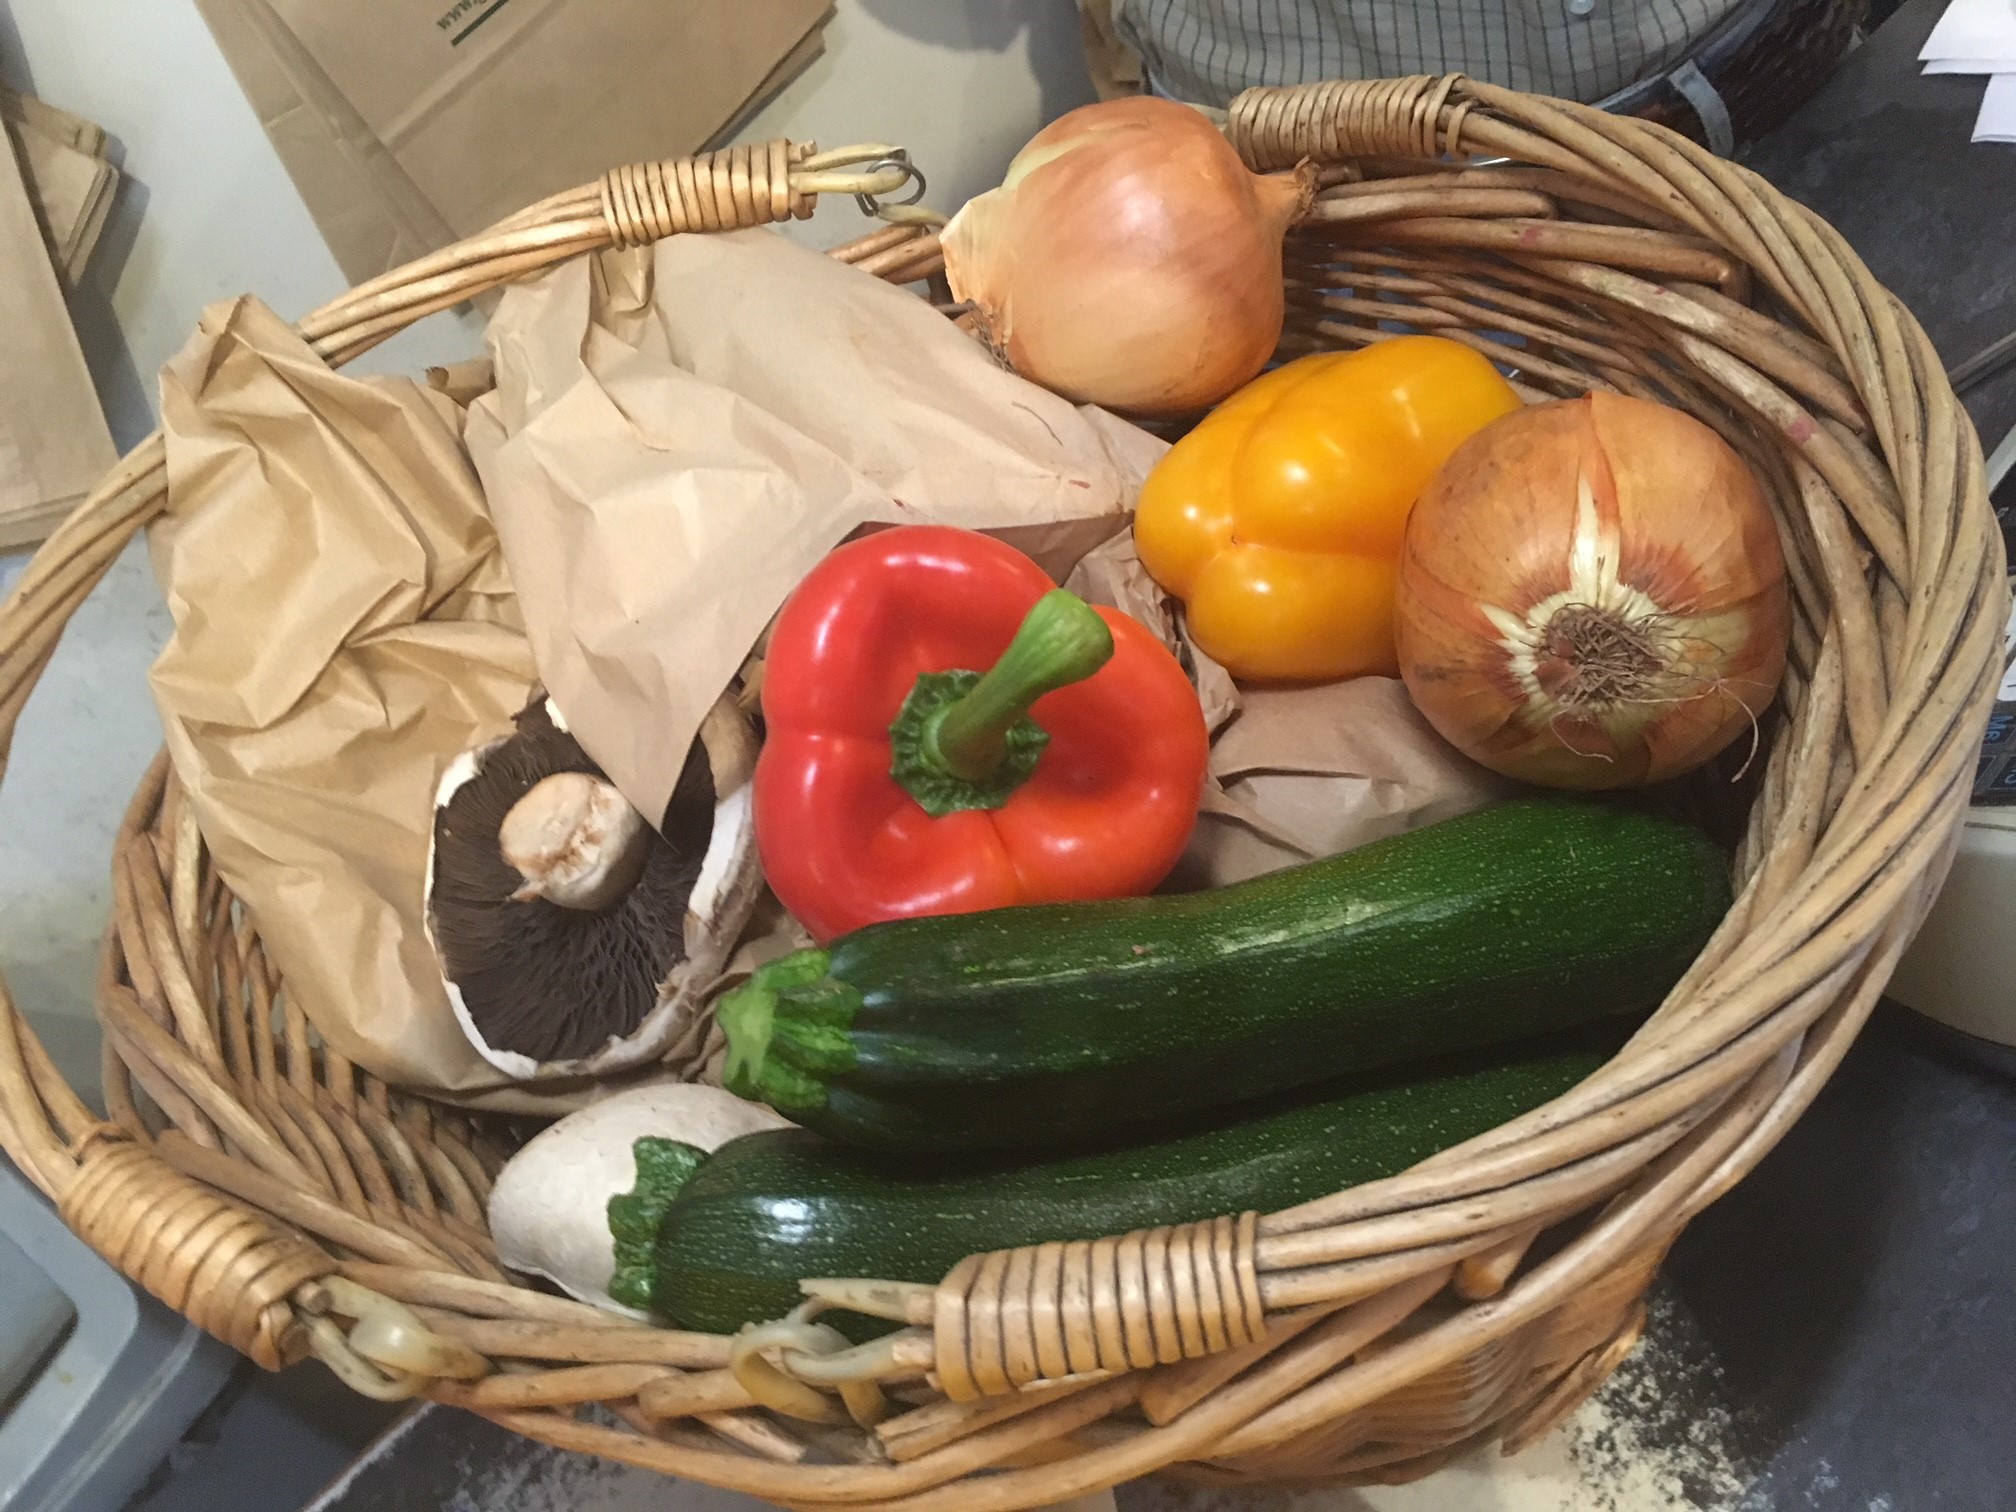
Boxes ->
[122,1368,400,1512]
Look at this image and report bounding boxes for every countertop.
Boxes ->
[91,2,2016,1508]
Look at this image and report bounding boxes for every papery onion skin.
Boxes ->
[942,97,1312,417]
[1396,393,1790,790]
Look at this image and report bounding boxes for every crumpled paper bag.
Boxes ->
[1175,679,1518,888]
[1065,530,1513,888]
[465,227,1167,827]
[149,296,548,1104]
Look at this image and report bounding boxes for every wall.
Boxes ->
[743,3,1096,239]
[0,0,1096,449]
[0,0,1095,1100]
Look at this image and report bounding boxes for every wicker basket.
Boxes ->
[0,75,2002,1507]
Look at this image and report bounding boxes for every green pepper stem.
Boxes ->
[923,591,1114,782]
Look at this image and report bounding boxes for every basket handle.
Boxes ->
[1227,74,1482,171]
[0,136,915,1210]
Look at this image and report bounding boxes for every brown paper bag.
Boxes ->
[196,0,830,284]
[193,0,461,284]
[1174,679,1518,887]
[148,296,549,1103]
[466,228,1167,826]
[0,118,115,549]
[1063,530,1514,888]
[2,89,119,283]
[0,89,106,158]
[271,0,829,236]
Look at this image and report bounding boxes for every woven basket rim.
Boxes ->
[0,73,2002,1505]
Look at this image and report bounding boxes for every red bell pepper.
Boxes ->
[756,525,1210,941]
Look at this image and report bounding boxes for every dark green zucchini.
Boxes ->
[615,1042,1607,1334]
[719,798,1727,1154]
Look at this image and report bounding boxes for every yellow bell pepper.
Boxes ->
[1134,336,1521,682]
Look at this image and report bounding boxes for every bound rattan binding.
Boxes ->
[597,140,925,247]
[1229,73,1475,168]
[0,75,2003,1508]
[60,1133,330,1368]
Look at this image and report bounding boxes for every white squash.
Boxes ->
[488,1083,791,1317]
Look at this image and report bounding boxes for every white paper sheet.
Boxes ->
[1922,0,2016,70]
[1974,72,2016,140]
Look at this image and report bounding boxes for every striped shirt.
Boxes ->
[1111,0,1749,106]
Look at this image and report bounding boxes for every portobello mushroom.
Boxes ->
[425,693,761,1080]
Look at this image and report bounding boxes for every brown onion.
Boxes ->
[1396,393,1790,790]
[941,97,1313,417]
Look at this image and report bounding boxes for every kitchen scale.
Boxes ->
[0,1154,233,1511]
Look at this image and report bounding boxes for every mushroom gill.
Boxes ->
[428,698,719,1066]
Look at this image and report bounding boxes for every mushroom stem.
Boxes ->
[500,772,651,911]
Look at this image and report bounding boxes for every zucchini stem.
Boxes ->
[720,951,860,1115]
[605,1137,708,1312]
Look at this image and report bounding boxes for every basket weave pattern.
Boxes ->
[0,76,2002,1505]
